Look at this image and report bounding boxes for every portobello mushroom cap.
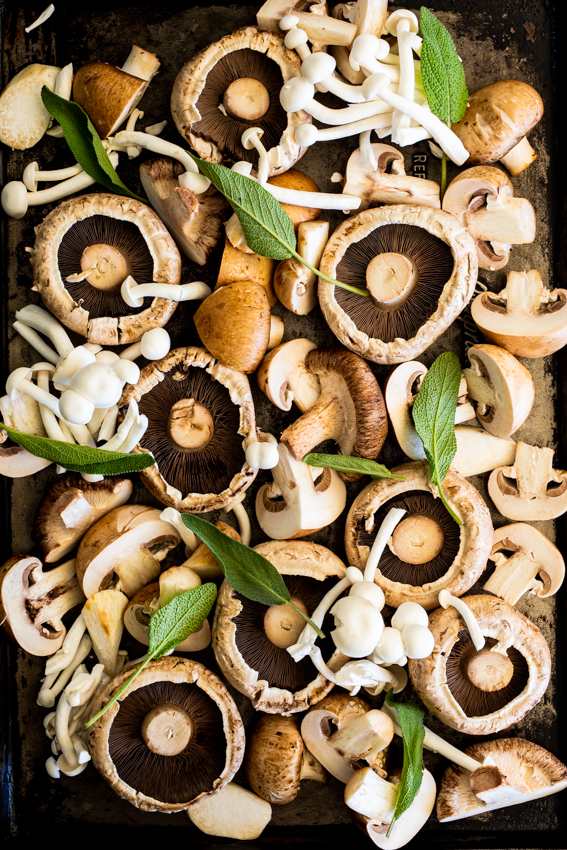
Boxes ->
[88,656,245,812]
[212,540,348,714]
[409,594,551,735]
[344,461,493,610]
[318,205,478,364]
[120,347,257,512]
[171,26,310,175]
[30,193,182,345]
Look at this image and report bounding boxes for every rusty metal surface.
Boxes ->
[0,0,565,845]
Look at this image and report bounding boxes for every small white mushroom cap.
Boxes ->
[295,124,319,147]
[53,346,96,386]
[350,34,389,72]
[142,327,170,360]
[246,440,279,470]
[362,73,390,102]
[301,53,336,84]
[285,27,309,49]
[69,362,123,408]
[6,367,33,399]
[385,9,419,35]
[349,580,385,611]
[330,596,384,658]
[402,624,435,659]
[95,350,120,365]
[1,181,29,219]
[241,126,264,149]
[280,13,300,30]
[112,358,140,386]
[391,601,429,632]
[45,756,60,779]
[280,77,315,112]
[369,627,405,665]
[58,390,95,426]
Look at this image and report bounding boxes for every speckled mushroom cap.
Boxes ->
[344,461,492,610]
[30,193,181,345]
[409,595,551,736]
[212,540,348,715]
[318,205,478,364]
[88,656,245,813]
[171,26,310,176]
[120,347,257,512]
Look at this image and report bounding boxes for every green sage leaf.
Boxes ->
[0,422,154,475]
[385,690,425,837]
[419,7,468,125]
[181,514,325,639]
[41,87,145,202]
[304,453,404,480]
[410,352,463,524]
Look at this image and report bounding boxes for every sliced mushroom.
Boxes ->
[217,238,277,307]
[33,474,133,563]
[257,338,321,413]
[345,461,493,610]
[409,594,551,735]
[0,64,60,149]
[258,0,356,45]
[486,523,565,605]
[471,269,567,359]
[30,193,182,345]
[318,205,478,364]
[0,556,84,655]
[76,504,182,599]
[88,657,245,812]
[82,589,129,676]
[187,782,272,839]
[0,393,53,476]
[442,167,536,271]
[139,158,229,265]
[343,143,440,210]
[245,714,326,804]
[274,220,329,314]
[72,62,147,139]
[462,344,534,438]
[124,581,211,651]
[281,347,388,477]
[212,540,347,713]
[120,347,257,512]
[488,441,567,521]
[256,442,346,538]
[0,441,52,477]
[451,426,517,478]
[171,26,310,175]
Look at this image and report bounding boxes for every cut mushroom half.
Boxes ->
[213,540,348,713]
[343,143,440,210]
[88,657,245,811]
[488,441,567,521]
[0,392,52,477]
[0,64,60,149]
[318,205,478,364]
[83,589,129,677]
[120,347,257,512]
[257,338,321,413]
[187,782,272,839]
[345,461,493,610]
[30,193,182,345]
[72,62,148,140]
[409,594,551,735]
[486,523,565,605]
[274,220,329,314]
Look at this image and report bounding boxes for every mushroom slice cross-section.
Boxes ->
[212,540,348,714]
[120,347,257,512]
[409,594,551,735]
[30,193,182,345]
[486,523,565,605]
[344,461,493,610]
[171,26,310,176]
[488,441,567,521]
[257,338,321,413]
[88,656,245,812]
[318,205,478,364]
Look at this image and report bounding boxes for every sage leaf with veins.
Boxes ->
[303,453,404,480]
[385,690,425,837]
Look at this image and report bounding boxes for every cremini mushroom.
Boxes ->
[452,81,544,176]
[462,344,534,439]
[318,205,478,363]
[409,594,551,735]
[471,268,567,358]
[345,461,493,610]
[217,238,277,307]
[188,782,272,839]
[273,220,329,314]
[343,142,440,209]
[120,347,257,512]
[82,589,129,676]
[486,523,565,605]
[488,441,567,521]
[88,657,245,812]
[442,166,536,271]
[257,338,321,413]
[0,63,59,149]
[30,193,182,345]
[213,540,347,713]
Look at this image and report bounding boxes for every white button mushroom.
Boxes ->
[330,596,384,658]
[120,327,171,362]
[391,601,429,632]
[401,623,435,659]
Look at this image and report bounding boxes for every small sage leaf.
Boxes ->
[304,453,404,480]
[419,7,469,126]
[385,690,425,837]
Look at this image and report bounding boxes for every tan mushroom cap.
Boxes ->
[171,26,310,176]
[318,205,478,364]
[409,594,551,735]
[437,738,567,822]
[486,522,565,605]
[88,656,245,812]
[121,347,257,512]
[72,62,146,139]
[452,81,544,165]
[345,461,493,610]
[30,193,182,345]
[212,540,348,714]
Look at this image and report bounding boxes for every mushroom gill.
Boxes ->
[357,491,460,585]
[107,680,225,804]
[335,224,454,342]
[445,629,529,717]
[191,49,287,163]
[57,215,155,318]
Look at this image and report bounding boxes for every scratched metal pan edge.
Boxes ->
[0,0,566,845]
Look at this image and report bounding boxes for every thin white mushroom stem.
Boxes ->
[110,131,210,193]
[280,15,328,92]
[304,111,393,144]
[45,614,87,677]
[64,420,96,447]
[72,664,105,711]
[112,414,148,453]
[23,161,83,191]
[222,493,251,546]
[71,733,91,764]
[15,305,74,358]
[364,508,407,582]
[360,130,377,169]
[6,365,61,416]
[397,125,432,145]
[99,399,139,451]
[45,757,60,779]
[241,127,270,185]
[287,576,352,661]
[46,63,74,138]
[1,167,107,219]
[87,406,107,437]
[36,369,70,446]
[160,507,198,552]
[54,692,79,771]
[97,405,118,443]
[125,108,144,158]
[391,27,417,141]
[25,4,55,32]
[57,418,76,444]
[12,320,59,364]
[120,276,211,307]
[438,590,485,651]
[145,120,167,136]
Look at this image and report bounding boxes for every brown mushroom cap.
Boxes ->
[212,540,348,714]
[409,594,551,735]
[245,714,306,804]
[318,205,478,364]
[88,656,245,812]
[30,193,182,345]
[437,738,567,822]
[345,461,493,609]
[452,81,544,165]
[72,62,147,139]
[120,347,257,512]
[171,26,310,176]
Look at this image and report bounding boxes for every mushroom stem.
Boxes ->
[222,495,251,546]
[308,111,394,143]
[15,305,74,358]
[23,161,83,191]
[287,576,351,661]
[364,508,407,582]
[12,321,59,364]
[54,692,79,771]
[241,128,270,185]
[45,614,87,677]
[110,131,210,193]
[125,108,145,158]
[438,590,485,651]
[37,634,92,708]
[1,169,101,219]
[390,25,416,142]
[466,195,536,244]
[160,507,199,553]
[120,276,211,307]
[6,366,61,417]
[25,4,55,32]
[98,399,139,451]
[97,405,118,443]
[500,135,538,176]
[36,370,71,443]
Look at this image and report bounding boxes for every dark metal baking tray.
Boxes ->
[1,0,566,845]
